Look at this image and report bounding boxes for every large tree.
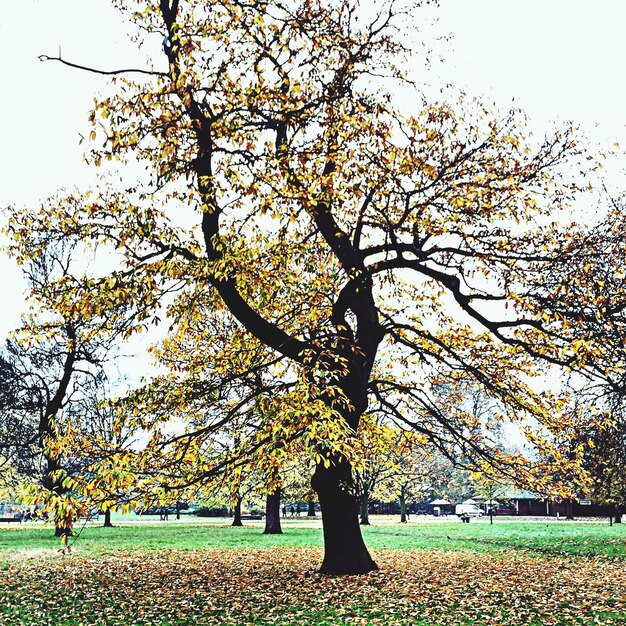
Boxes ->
[24,0,626,573]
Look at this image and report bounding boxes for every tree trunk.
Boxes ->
[264,488,283,534]
[399,487,407,523]
[565,498,574,520]
[176,501,181,520]
[312,459,378,575]
[307,498,316,517]
[43,460,73,538]
[103,509,114,528]
[359,484,370,526]
[614,504,622,524]
[54,523,72,537]
[231,495,243,527]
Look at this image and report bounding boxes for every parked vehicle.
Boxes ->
[455,504,484,517]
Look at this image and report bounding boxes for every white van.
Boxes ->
[455,504,484,517]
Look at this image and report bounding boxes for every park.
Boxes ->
[1,0,626,623]
[0,514,625,624]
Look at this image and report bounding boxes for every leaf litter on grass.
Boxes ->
[0,548,624,625]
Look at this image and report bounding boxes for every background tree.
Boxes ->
[469,471,510,524]
[381,440,435,524]
[576,400,626,524]
[351,417,417,525]
[1,229,140,536]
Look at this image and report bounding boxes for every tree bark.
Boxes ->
[399,486,407,523]
[43,457,73,538]
[231,495,243,527]
[312,459,378,574]
[103,509,114,528]
[54,523,72,537]
[614,504,622,524]
[176,501,181,520]
[359,485,370,526]
[264,488,283,534]
[565,498,574,520]
[307,498,316,517]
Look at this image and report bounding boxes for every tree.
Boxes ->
[1,232,139,537]
[263,485,283,534]
[579,402,626,524]
[383,441,435,524]
[351,416,412,525]
[469,471,510,524]
[28,0,625,573]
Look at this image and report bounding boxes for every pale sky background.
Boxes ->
[1,0,625,340]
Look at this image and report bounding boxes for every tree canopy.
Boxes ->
[5,0,626,573]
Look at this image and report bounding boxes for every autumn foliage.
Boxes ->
[3,0,626,573]
[1,547,625,625]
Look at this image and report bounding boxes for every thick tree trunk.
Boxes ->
[359,485,370,526]
[565,498,574,520]
[312,459,378,575]
[103,509,114,528]
[307,499,316,517]
[264,488,283,534]
[614,504,622,524]
[232,495,243,527]
[176,501,181,520]
[399,487,407,523]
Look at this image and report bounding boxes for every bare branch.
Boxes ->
[39,53,167,78]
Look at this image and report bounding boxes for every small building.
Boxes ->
[503,490,613,517]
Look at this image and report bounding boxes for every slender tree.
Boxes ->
[1,232,141,536]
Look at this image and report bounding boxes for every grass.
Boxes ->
[0,517,624,625]
[0,515,624,560]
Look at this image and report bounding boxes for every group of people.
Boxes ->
[282,504,302,517]
[0,507,40,522]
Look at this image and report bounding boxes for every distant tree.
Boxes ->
[579,404,626,524]
[1,233,137,537]
[469,471,511,524]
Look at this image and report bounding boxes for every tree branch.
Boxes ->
[39,53,167,78]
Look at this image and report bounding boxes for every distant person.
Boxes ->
[296,503,301,517]
[289,505,295,517]
[282,505,287,518]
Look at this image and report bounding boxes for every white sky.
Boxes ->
[1,0,625,338]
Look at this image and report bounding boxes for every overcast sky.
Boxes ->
[1,0,625,336]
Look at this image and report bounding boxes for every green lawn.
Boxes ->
[0,518,624,625]
[0,516,624,561]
